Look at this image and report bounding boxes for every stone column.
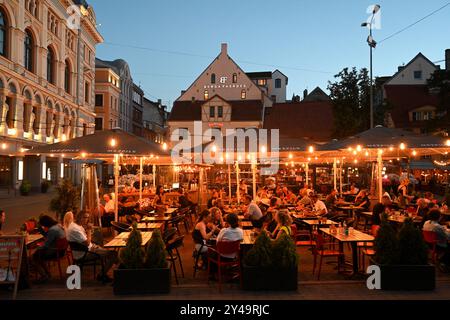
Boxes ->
[0,94,7,135]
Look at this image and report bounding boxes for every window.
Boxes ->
[24,30,33,72]
[414,71,422,80]
[257,79,267,86]
[0,9,7,57]
[423,111,433,120]
[95,94,103,107]
[47,47,55,84]
[64,60,71,93]
[204,90,209,100]
[217,106,223,118]
[232,73,237,83]
[275,78,282,88]
[211,73,216,84]
[85,82,90,103]
[241,89,246,99]
[412,112,421,121]
[95,118,103,130]
[210,106,215,118]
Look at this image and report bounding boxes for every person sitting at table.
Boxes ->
[258,186,269,200]
[296,189,313,210]
[372,195,393,226]
[284,188,298,204]
[325,189,340,211]
[0,210,5,235]
[152,185,165,207]
[207,189,219,209]
[267,197,281,215]
[263,210,278,234]
[64,211,118,283]
[311,194,328,216]
[243,194,264,229]
[398,179,414,201]
[210,207,225,232]
[207,213,244,281]
[344,183,359,195]
[31,215,66,283]
[423,209,450,273]
[193,210,219,268]
[354,190,370,211]
[417,198,431,227]
[270,209,293,240]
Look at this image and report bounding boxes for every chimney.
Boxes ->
[398,66,405,72]
[446,49,450,71]
[221,43,228,55]
[303,89,308,100]
[157,99,162,106]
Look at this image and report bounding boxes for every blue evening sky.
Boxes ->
[89,0,450,109]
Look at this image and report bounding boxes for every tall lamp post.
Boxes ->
[361,4,380,129]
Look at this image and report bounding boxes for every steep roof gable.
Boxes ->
[386,52,437,85]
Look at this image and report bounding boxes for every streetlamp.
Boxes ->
[361,4,380,129]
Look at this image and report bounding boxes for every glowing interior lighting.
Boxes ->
[1,143,6,150]
[446,139,450,147]
[365,151,369,157]
[162,142,168,150]
[356,145,362,152]
[18,160,23,181]
[42,162,47,180]
[110,138,117,147]
[308,146,314,153]
[81,152,87,158]
[62,134,67,141]
[212,145,217,153]
[400,143,406,150]
[288,153,293,159]
[412,150,417,156]
[389,147,394,151]
[260,145,267,153]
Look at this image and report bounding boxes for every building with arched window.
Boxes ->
[0,0,103,191]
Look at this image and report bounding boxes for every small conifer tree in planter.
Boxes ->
[242,232,298,291]
[114,227,171,294]
[373,215,435,290]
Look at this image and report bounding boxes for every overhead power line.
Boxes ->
[102,42,333,74]
[379,2,450,44]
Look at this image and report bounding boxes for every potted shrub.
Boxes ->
[41,180,50,193]
[242,232,298,291]
[49,179,80,221]
[20,180,32,196]
[373,215,435,290]
[113,228,171,295]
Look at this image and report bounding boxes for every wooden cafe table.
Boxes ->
[136,222,164,231]
[104,231,153,249]
[320,228,374,276]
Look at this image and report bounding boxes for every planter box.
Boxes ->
[242,265,298,291]
[379,264,435,291]
[113,263,171,295]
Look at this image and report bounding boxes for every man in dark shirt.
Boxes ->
[372,195,392,225]
[207,189,219,209]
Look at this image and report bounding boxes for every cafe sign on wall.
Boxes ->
[204,76,247,89]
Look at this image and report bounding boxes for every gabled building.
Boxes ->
[382,50,449,134]
[143,98,168,144]
[246,69,288,103]
[169,43,273,141]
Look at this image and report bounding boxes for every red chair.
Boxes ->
[360,225,380,271]
[291,224,316,249]
[312,233,344,280]
[423,230,439,264]
[207,240,241,292]
[46,237,71,280]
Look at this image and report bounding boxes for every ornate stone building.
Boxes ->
[0,0,103,191]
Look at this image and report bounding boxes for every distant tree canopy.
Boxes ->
[327,67,370,138]
[426,69,450,135]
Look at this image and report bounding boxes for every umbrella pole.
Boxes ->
[228,164,232,203]
[378,150,383,202]
[333,158,337,191]
[252,160,257,200]
[339,159,343,195]
[236,161,240,204]
[153,164,156,190]
[114,154,119,223]
[305,162,309,188]
[139,157,143,208]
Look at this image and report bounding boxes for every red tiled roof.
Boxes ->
[384,85,440,128]
[168,98,264,122]
[263,101,334,142]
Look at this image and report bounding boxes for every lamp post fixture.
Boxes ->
[361,4,380,129]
